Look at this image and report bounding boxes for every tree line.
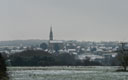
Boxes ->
[9,50,101,66]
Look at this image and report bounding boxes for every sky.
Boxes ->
[0,0,128,41]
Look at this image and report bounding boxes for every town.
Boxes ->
[0,27,122,66]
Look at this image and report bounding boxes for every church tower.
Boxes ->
[49,26,54,53]
[48,26,64,53]
[49,27,53,40]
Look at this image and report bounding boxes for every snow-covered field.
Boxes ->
[8,66,128,80]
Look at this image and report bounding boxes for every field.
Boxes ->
[8,66,128,80]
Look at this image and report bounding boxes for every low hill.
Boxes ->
[0,39,48,47]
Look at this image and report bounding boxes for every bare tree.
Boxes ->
[117,43,128,71]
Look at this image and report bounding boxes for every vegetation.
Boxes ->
[9,50,101,66]
[9,66,128,80]
[0,53,8,80]
[40,43,48,50]
[117,43,128,71]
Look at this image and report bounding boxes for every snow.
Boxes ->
[8,66,128,80]
[50,40,63,43]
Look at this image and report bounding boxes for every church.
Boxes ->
[48,27,64,53]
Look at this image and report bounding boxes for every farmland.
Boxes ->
[8,66,128,80]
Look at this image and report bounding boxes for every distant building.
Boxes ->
[48,26,64,53]
[49,27,53,40]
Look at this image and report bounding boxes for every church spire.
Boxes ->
[49,26,53,40]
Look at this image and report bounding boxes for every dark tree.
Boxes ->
[0,53,8,80]
[9,50,101,66]
[56,53,76,65]
[40,43,48,50]
[9,50,55,66]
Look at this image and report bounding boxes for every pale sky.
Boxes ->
[0,0,128,41]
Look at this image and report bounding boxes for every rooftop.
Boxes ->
[50,40,63,43]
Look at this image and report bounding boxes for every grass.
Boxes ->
[8,66,128,80]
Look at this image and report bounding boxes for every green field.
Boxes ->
[8,66,128,80]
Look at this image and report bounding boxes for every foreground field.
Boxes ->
[8,66,128,80]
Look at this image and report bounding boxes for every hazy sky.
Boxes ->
[0,0,128,41]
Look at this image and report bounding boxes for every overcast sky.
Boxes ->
[0,0,128,41]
